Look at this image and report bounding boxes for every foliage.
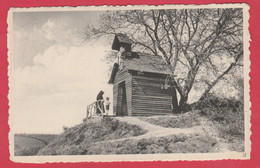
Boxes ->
[84,8,243,111]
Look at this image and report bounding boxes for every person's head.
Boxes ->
[106,97,110,100]
[99,91,104,95]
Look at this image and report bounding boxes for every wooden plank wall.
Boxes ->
[125,76,132,116]
[131,75,172,116]
[112,83,119,115]
[113,69,132,116]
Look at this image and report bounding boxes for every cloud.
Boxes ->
[12,16,84,68]
[10,11,114,134]
[10,43,113,134]
[41,18,81,46]
[13,26,54,68]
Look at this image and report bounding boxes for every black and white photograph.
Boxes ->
[8,4,250,162]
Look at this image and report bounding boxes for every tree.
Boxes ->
[83,8,243,112]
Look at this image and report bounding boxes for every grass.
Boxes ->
[14,134,57,156]
[138,111,201,128]
[37,117,147,155]
[39,134,217,155]
[37,116,218,155]
[85,134,217,155]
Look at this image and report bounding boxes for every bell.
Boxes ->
[164,84,170,89]
[161,85,164,89]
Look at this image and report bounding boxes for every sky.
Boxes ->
[9,10,114,134]
[8,9,242,134]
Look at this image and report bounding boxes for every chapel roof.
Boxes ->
[108,52,172,84]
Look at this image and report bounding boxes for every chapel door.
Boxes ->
[119,82,127,116]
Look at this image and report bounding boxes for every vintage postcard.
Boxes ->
[8,3,251,163]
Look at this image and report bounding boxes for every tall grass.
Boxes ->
[196,94,244,151]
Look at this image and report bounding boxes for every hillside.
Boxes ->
[14,134,57,156]
[37,110,244,155]
[38,117,147,155]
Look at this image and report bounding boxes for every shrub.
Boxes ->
[197,94,244,139]
[63,126,69,131]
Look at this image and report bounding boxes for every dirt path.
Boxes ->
[94,116,203,144]
[94,115,233,153]
[116,116,203,138]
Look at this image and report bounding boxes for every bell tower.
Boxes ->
[112,33,132,52]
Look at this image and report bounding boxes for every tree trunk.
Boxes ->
[171,86,179,113]
[179,94,189,112]
[177,66,199,112]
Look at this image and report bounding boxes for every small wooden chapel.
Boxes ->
[108,33,178,116]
